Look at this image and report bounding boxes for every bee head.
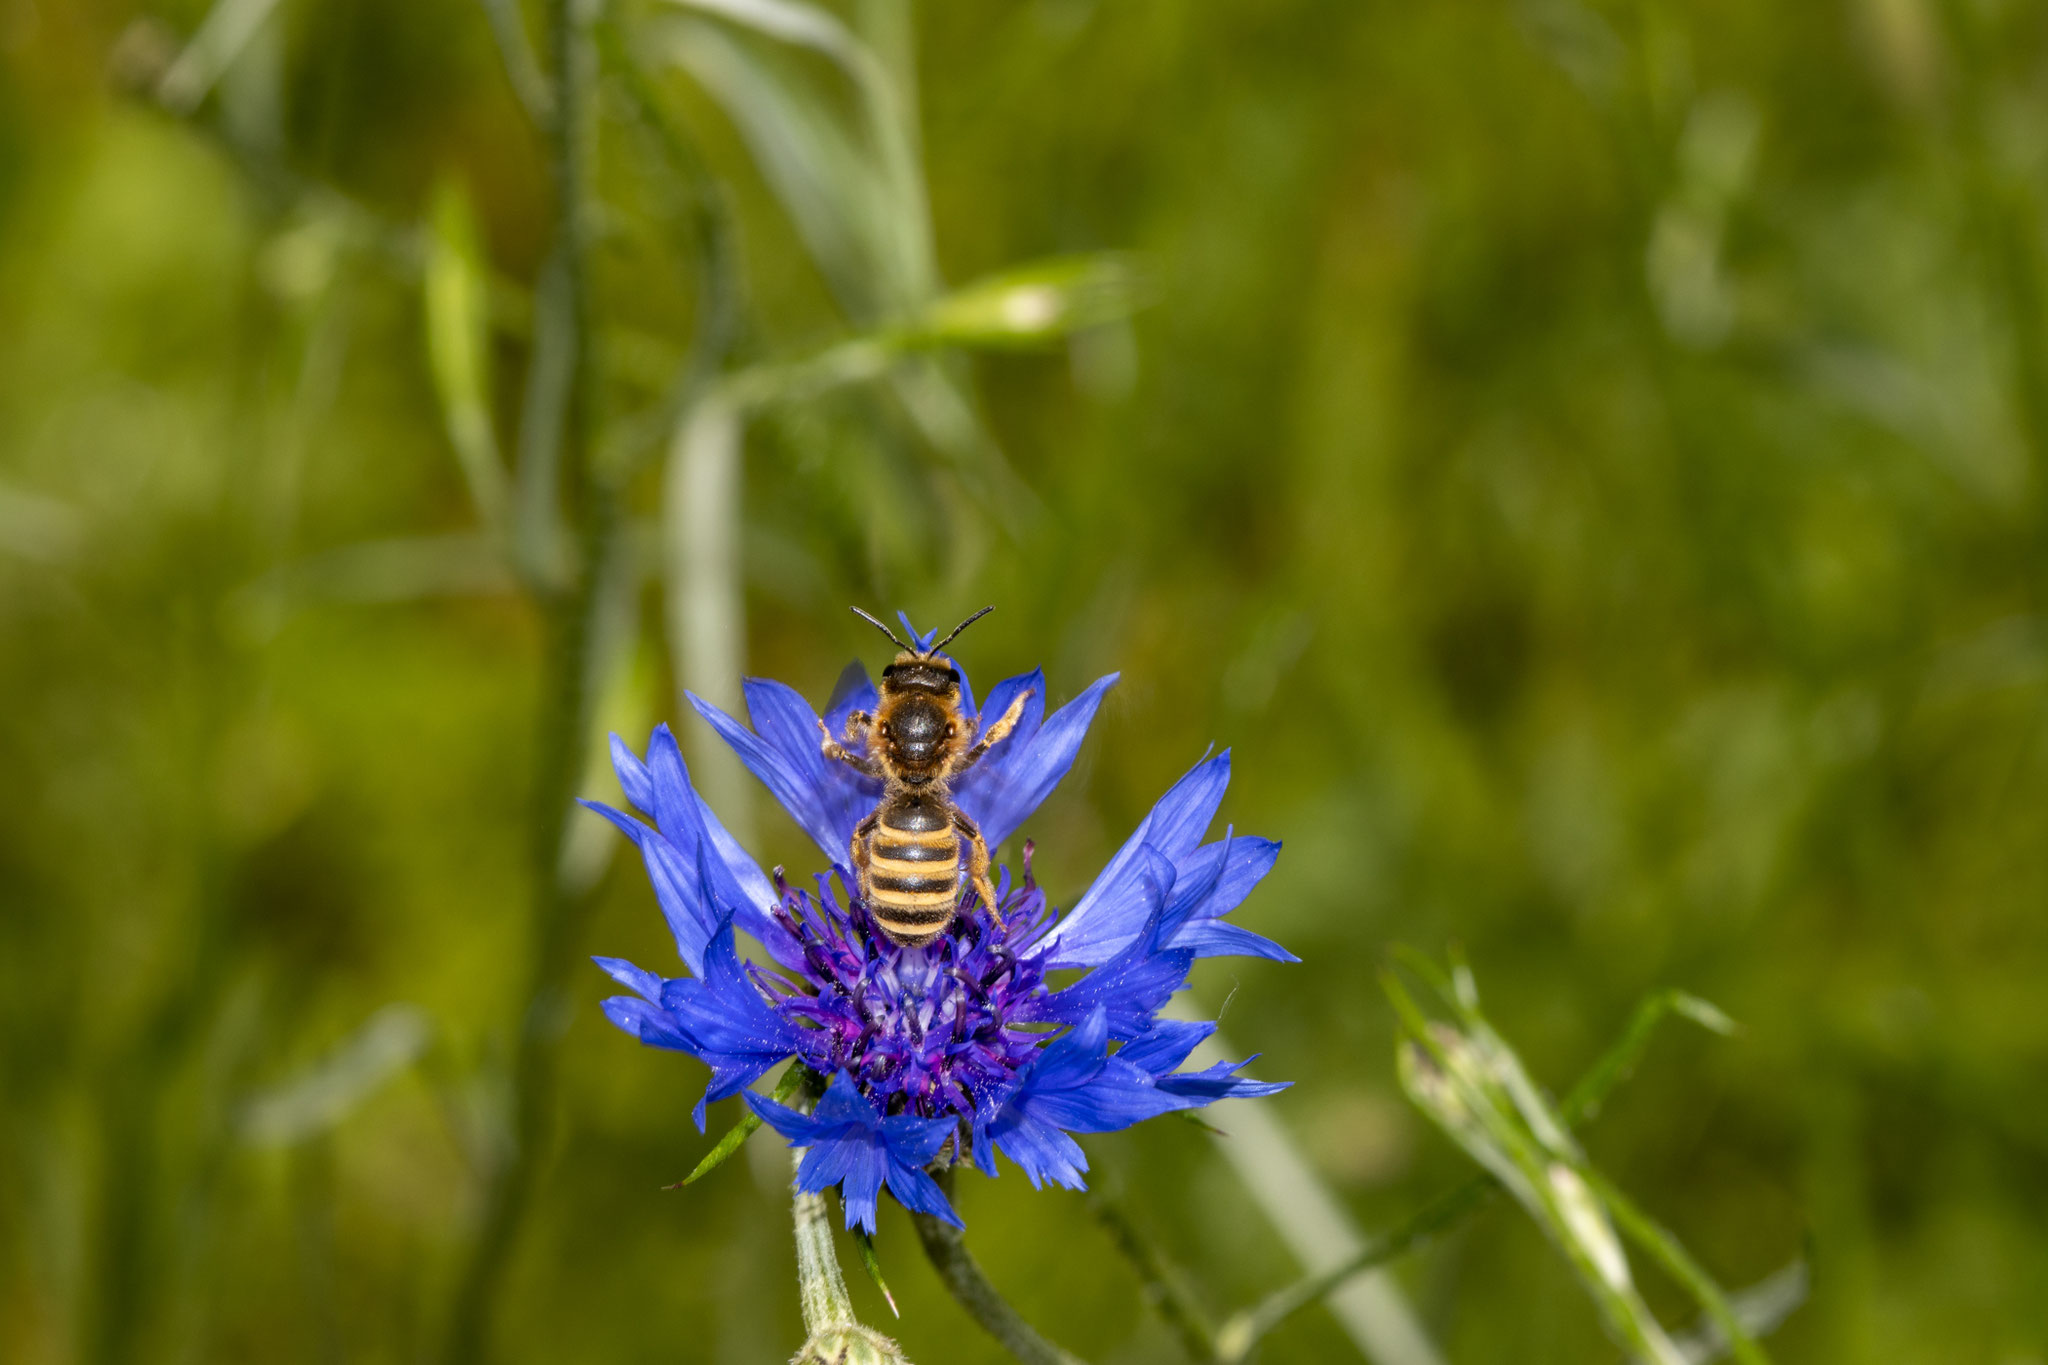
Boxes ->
[851,606,991,693]
[853,606,992,780]
[880,652,961,697]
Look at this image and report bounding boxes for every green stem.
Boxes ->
[910,1169,1088,1365]
[1581,1168,1771,1365]
[1084,1190,1218,1363]
[1219,982,1722,1357]
[442,0,609,1358]
[793,1179,857,1334]
[1216,1177,1492,1363]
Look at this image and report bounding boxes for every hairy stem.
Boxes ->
[910,1170,1088,1365]
[792,1177,857,1334]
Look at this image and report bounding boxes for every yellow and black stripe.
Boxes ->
[866,796,961,946]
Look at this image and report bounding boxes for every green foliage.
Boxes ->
[4,0,2048,1362]
[1386,953,1763,1364]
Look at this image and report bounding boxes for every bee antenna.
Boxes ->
[928,605,994,655]
[850,606,912,652]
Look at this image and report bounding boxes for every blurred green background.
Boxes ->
[4,0,2047,1361]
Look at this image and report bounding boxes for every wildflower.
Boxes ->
[586,618,1293,1232]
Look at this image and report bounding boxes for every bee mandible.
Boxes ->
[819,605,1032,947]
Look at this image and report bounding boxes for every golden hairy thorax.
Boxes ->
[818,607,1031,948]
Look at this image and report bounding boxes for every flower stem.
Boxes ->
[788,1148,911,1364]
[793,1182,857,1333]
[909,1170,1088,1365]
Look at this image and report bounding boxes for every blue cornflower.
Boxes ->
[585,619,1294,1232]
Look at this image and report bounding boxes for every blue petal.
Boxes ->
[1048,839,1179,965]
[985,1008,1190,1187]
[1007,1007,1192,1129]
[1144,749,1234,859]
[599,995,699,1053]
[988,1112,1090,1190]
[659,922,802,1128]
[1023,1057,1192,1132]
[749,1072,962,1231]
[810,1069,882,1129]
[1156,1058,1292,1101]
[897,611,939,652]
[823,1144,889,1234]
[591,955,664,1003]
[879,1113,961,1168]
[690,786,803,969]
[1118,1020,1215,1074]
[823,664,879,737]
[578,800,722,976]
[791,1135,859,1201]
[955,673,1118,850]
[1041,751,1232,965]
[689,686,879,864]
[588,729,791,973]
[1031,1005,1115,1090]
[969,1121,999,1177]
[642,723,703,848]
[608,732,657,814]
[745,1087,821,1143]
[884,1158,963,1227]
[1165,835,1281,927]
[1028,914,1193,1041]
[659,925,801,1062]
[1038,754,1299,968]
[1171,920,1300,963]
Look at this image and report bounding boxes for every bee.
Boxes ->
[819,605,1032,948]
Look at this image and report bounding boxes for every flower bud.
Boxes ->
[789,1323,909,1365]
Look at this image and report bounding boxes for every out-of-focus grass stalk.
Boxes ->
[152,0,285,112]
[1384,956,1771,1365]
[663,392,753,834]
[1084,1189,1219,1362]
[442,0,619,1357]
[424,181,512,541]
[511,249,577,590]
[1932,0,2048,565]
[1212,988,1763,1358]
[1387,984,1685,1365]
[1162,999,1446,1365]
[1212,1179,1488,1361]
[478,0,555,130]
[909,1168,1087,1365]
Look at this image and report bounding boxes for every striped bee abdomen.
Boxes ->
[864,794,961,945]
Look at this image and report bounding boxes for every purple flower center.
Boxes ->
[753,848,1057,1128]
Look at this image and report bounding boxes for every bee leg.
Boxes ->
[952,810,998,916]
[851,810,878,903]
[819,712,884,777]
[958,690,1033,772]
